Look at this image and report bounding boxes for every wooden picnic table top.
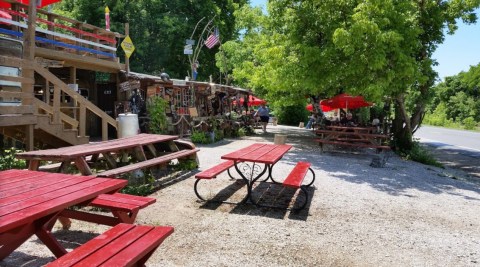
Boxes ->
[315,129,390,139]
[0,169,127,259]
[221,143,292,164]
[15,133,178,160]
[326,125,376,132]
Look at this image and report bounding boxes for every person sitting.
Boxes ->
[372,117,381,133]
[305,114,316,129]
[340,113,357,127]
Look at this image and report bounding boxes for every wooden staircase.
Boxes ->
[1,55,117,149]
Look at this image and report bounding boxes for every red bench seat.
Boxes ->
[195,160,235,179]
[60,193,156,226]
[46,223,173,266]
[97,148,199,177]
[282,162,312,189]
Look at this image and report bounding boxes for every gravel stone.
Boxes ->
[2,125,479,267]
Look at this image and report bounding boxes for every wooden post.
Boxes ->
[22,1,37,151]
[125,23,129,74]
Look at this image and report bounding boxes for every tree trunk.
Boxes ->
[392,93,414,151]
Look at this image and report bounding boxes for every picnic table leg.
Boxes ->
[35,213,68,258]
[0,224,36,260]
[74,157,93,175]
[27,159,40,171]
[233,162,253,204]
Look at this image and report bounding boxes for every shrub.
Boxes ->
[146,97,169,134]
[462,117,477,130]
[276,104,309,126]
[399,141,443,168]
[190,130,210,144]
[0,148,26,170]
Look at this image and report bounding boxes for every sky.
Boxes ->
[249,1,480,81]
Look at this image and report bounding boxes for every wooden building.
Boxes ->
[0,1,253,150]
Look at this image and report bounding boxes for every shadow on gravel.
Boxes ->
[1,252,53,267]
[197,179,313,220]
[245,126,480,200]
[2,230,101,267]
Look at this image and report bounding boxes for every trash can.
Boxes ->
[117,113,140,138]
[274,134,287,145]
[299,122,304,128]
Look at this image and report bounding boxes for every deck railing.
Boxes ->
[0,1,122,62]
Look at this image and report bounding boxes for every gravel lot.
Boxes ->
[2,125,479,267]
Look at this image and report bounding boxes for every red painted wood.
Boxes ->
[247,144,292,164]
[100,226,174,266]
[283,162,311,189]
[92,193,156,209]
[0,170,128,259]
[195,160,235,179]
[73,225,153,265]
[221,143,266,161]
[45,223,135,267]
[15,134,179,160]
[0,176,126,233]
[46,224,174,267]
[97,148,199,177]
[0,176,91,207]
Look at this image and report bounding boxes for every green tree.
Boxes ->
[222,0,480,151]
[57,0,247,81]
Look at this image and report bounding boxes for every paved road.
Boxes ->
[414,125,480,179]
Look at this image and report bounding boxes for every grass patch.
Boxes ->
[400,141,443,168]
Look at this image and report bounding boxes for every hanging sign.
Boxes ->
[121,35,135,58]
[184,44,193,55]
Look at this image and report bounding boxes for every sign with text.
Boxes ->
[119,80,140,92]
[121,35,135,58]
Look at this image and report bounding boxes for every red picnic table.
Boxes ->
[15,133,198,176]
[220,143,293,203]
[0,169,127,260]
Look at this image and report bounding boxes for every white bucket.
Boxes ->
[117,113,140,138]
[274,134,287,145]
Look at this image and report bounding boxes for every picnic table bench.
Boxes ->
[60,193,156,226]
[46,223,174,267]
[314,128,391,153]
[15,133,200,176]
[195,143,316,210]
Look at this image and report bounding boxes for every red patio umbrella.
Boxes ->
[320,93,372,110]
[0,0,61,8]
[234,95,267,107]
[306,103,334,112]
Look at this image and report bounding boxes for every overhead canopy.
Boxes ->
[306,103,334,112]
[233,95,267,107]
[0,0,61,8]
[320,93,372,110]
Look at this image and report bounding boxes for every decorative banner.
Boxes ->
[105,6,110,31]
[121,35,135,58]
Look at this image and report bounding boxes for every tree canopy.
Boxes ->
[221,0,480,149]
[56,0,247,80]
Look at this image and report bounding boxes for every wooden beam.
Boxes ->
[35,47,125,73]
[0,114,37,126]
[0,105,34,115]
[0,75,34,84]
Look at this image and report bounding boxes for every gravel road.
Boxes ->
[2,125,479,267]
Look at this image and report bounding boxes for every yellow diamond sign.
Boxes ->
[121,35,135,58]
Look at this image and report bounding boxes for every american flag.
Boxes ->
[204,27,220,49]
